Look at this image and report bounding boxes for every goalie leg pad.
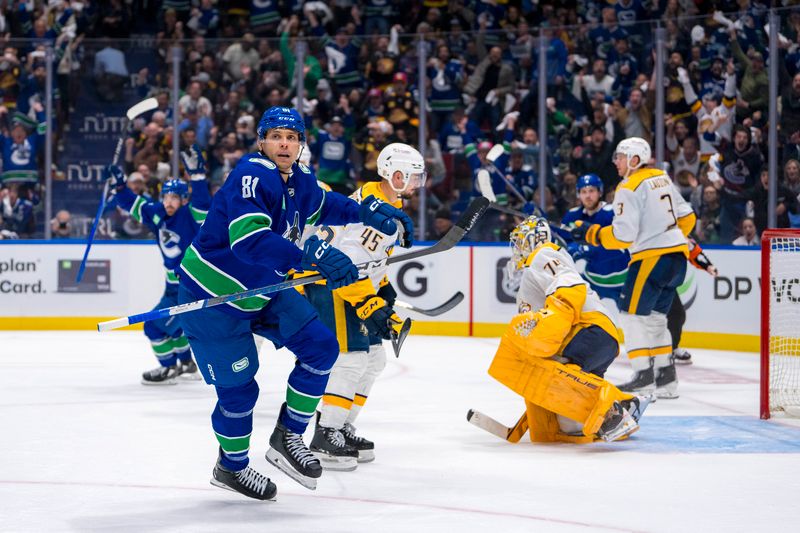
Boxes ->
[489,338,633,437]
[319,349,368,429]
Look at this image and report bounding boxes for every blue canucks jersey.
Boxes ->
[116,178,211,285]
[178,153,360,318]
[464,128,514,204]
[562,203,629,301]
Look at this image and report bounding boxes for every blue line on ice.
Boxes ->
[602,416,800,453]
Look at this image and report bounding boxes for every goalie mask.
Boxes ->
[377,143,427,193]
[509,216,552,271]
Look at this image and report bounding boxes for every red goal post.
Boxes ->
[761,229,800,419]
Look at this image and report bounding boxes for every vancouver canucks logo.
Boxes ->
[282,211,301,244]
[158,227,182,259]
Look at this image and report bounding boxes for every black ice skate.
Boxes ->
[210,451,277,501]
[617,366,655,394]
[655,362,679,399]
[620,394,656,422]
[673,347,693,365]
[310,416,358,471]
[265,410,322,490]
[177,359,203,381]
[597,401,639,442]
[141,364,179,385]
[342,422,375,463]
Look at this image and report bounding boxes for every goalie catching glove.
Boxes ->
[356,295,403,340]
[301,236,359,290]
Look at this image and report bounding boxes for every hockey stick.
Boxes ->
[467,409,529,443]
[394,291,464,317]
[390,317,412,358]
[76,97,159,283]
[97,197,490,331]
[476,182,572,245]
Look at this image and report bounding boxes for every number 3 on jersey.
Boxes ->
[660,193,678,230]
[241,175,260,198]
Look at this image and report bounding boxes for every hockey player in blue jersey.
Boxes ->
[561,174,629,308]
[175,106,413,500]
[109,145,210,385]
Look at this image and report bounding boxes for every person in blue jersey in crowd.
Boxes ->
[175,106,413,501]
[561,174,630,313]
[109,145,210,385]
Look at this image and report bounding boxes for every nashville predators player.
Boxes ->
[487,216,653,443]
[304,143,425,470]
[571,137,696,399]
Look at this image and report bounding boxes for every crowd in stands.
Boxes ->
[1,0,800,246]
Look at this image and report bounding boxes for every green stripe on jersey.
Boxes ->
[584,269,628,288]
[190,205,208,223]
[215,432,251,454]
[286,384,321,416]
[130,196,146,222]
[166,270,179,284]
[180,245,270,312]
[228,213,272,249]
[306,191,326,226]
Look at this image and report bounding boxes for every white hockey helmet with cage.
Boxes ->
[509,216,552,270]
[377,143,427,193]
[614,137,651,172]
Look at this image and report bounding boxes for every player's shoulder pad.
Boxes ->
[601,203,614,212]
[296,162,312,175]
[567,206,582,213]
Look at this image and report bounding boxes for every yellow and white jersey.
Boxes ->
[517,243,618,344]
[326,182,399,288]
[598,168,695,262]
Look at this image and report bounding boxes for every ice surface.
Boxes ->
[1,331,799,532]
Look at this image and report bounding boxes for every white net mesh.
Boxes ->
[768,236,800,414]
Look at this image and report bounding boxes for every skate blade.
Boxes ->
[312,452,358,472]
[265,448,318,490]
[209,478,277,501]
[655,389,680,400]
[140,378,178,386]
[357,450,375,463]
[178,372,203,381]
[674,360,693,365]
[600,420,639,442]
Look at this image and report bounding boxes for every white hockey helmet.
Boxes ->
[509,216,551,269]
[614,137,651,172]
[377,142,427,193]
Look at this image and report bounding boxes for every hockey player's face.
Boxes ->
[263,128,301,172]
[162,194,183,216]
[579,186,601,210]
[613,153,629,177]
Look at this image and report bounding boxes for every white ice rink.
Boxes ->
[2,331,800,533]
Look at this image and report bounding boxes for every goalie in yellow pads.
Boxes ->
[486,216,653,443]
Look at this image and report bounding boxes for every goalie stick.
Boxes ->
[466,409,528,443]
[76,97,160,283]
[394,291,464,317]
[97,197,490,332]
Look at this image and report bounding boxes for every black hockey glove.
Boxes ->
[356,295,402,340]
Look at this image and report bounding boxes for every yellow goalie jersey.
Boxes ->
[516,243,619,357]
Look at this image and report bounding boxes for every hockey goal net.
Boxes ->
[761,229,800,419]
